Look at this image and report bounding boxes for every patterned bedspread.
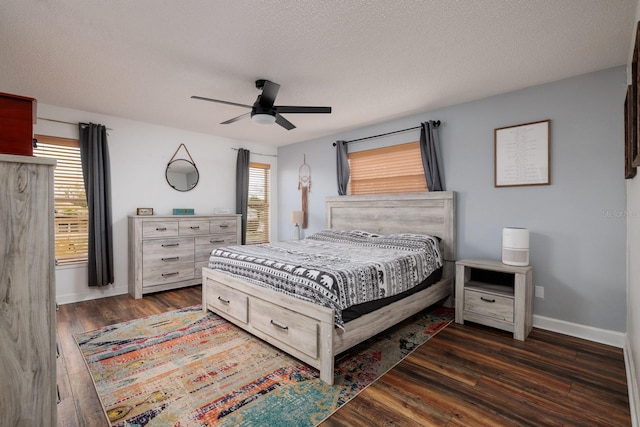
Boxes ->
[208,230,442,328]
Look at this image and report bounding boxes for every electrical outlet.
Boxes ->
[535,285,544,299]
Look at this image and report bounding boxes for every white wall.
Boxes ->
[36,104,278,304]
[278,66,627,334]
[626,3,640,424]
[628,166,640,423]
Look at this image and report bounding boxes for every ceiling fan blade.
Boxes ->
[275,106,332,114]
[258,80,280,109]
[191,95,252,109]
[221,112,251,124]
[275,114,296,130]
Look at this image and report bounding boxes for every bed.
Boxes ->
[201,192,456,384]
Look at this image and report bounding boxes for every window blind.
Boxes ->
[348,141,427,195]
[247,162,271,244]
[33,135,89,265]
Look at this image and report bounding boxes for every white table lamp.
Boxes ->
[291,210,304,240]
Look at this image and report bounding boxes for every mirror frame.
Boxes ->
[165,158,200,192]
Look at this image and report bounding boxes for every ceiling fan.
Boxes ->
[191,79,331,130]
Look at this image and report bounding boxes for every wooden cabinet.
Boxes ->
[0,154,57,426]
[0,92,37,156]
[128,214,241,298]
[455,259,533,341]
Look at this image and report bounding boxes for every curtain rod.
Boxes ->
[38,117,113,131]
[231,147,278,158]
[332,120,440,146]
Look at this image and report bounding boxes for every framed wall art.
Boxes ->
[632,21,640,171]
[625,84,637,179]
[494,119,550,187]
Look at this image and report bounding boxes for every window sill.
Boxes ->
[55,262,88,271]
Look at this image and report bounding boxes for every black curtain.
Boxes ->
[79,123,114,287]
[335,140,349,195]
[419,121,445,191]
[236,148,250,244]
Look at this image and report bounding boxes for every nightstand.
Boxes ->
[455,259,533,341]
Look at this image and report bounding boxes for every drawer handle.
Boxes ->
[270,320,289,331]
[162,243,180,247]
[210,239,225,244]
[219,225,229,228]
[162,272,179,277]
[156,227,167,231]
[480,296,496,303]
[190,226,200,230]
[162,256,180,261]
[217,296,230,305]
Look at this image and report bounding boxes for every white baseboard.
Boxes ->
[533,314,626,348]
[625,337,640,427]
[56,285,129,305]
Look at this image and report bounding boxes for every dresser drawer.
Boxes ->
[210,218,237,235]
[251,298,319,359]
[142,238,194,286]
[142,221,179,238]
[204,278,248,324]
[179,220,210,236]
[143,238,194,261]
[195,235,237,266]
[143,265,195,287]
[464,289,514,322]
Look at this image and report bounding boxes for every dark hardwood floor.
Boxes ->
[56,286,631,426]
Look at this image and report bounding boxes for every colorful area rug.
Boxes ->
[75,305,453,426]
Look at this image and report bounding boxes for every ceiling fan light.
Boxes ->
[252,113,276,125]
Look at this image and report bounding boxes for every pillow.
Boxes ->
[306,229,381,243]
[307,230,440,252]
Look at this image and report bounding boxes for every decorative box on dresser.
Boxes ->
[0,154,57,426]
[455,259,533,341]
[128,214,241,298]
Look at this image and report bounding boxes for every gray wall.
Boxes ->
[277,66,627,332]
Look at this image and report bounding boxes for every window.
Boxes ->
[348,141,427,195]
[33,135,88,265]
[247,162,271,244]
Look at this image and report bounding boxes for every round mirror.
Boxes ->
[166,159,199,192]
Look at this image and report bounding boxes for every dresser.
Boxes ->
[128,214,241,298]
[0,154,57,426]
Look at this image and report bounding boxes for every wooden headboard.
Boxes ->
[325,192,456,267]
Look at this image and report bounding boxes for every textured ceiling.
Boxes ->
[0,1,636,146]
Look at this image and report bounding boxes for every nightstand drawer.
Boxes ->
[464,289,514,322]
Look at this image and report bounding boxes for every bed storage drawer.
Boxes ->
[464,289,514,322]
[204,279,248,324]
[251,298,319,359]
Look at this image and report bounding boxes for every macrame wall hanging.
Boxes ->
[298,155,311,228]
